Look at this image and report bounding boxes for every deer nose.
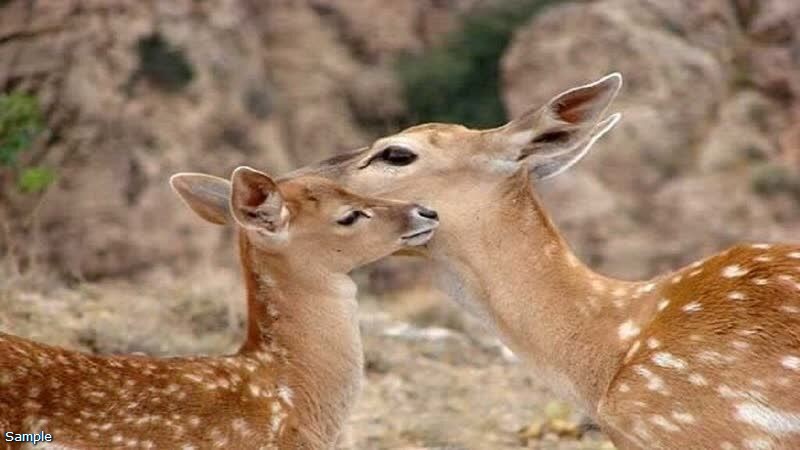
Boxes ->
[414,205,438,220]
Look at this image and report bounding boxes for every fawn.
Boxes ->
[287,74,800,449]
[0,166,439,449]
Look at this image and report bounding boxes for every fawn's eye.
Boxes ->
[337,210,369,226]
[373,146,418,166]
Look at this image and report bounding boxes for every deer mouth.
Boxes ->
[401,226,437,246]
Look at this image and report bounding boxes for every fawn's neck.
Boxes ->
[433,172,656,412]
[236,233,363,444]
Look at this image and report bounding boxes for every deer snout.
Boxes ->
[400,204,439,246]
[415,205,438,220]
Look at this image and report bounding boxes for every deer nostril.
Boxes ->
[415,205,438,220]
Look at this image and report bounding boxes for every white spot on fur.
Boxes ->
[671,411,695,424]
[751,243,771,249]
[657,299,670,311]
[732,340,751,350]
[735,402,800,434]
[727,291,746,300]
[722,265,749,278]
[671,275,683,284]
[781,355,800,371]
[781,305,800,314]
[788,251,800,259]
[647,338,660,349]
[652,352,687,371]
[699,350,737,365]
[754,255,773,262]
[183,374,203,383]
[618,320,640,340]
[277,384,294,407]
[639,283,655,293]
[618,383,630,393]
[682,301,702,313]
[753,278,769,285]
[689,269,703,277]
[689,373,708,386]
[650,415,680,431]
[270,401,286,433]
[634,365,667,393]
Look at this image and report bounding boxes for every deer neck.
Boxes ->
[433,172,655,412]
[236,233,363,444]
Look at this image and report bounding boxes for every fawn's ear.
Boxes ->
[230,166,290,237]
[498,73,622,166]
[170,173,231,225]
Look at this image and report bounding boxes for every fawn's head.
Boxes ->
[170,167,439,272]
[288,73,623,250]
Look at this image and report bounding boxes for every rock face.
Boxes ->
[0,0,367,278]
[0,2,340,278]
[503,0,800,279]
[1,0,798,284]
[0,0,493,281]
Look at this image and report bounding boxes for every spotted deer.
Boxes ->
[0,167,439,450]
[285,74,800,449]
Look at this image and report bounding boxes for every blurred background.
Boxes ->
[1,0,799,448]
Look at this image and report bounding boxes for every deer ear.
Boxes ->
[527,113,621,180]
[230,166,290,237]
[170,173,231,225]
[502,73,622,161]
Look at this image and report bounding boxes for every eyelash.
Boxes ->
[360,146,418,168]
[337,210,369,226]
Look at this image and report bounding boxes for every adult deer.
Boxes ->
[286,74,800,449]
[0,167,439,449]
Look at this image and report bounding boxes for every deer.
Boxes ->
[281,73,800,449]
[0,166,439,450]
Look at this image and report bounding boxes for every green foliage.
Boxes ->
[0,92,56,194]
[0,92,44,166]
[137,33,195,92]
[18,167,56,193]
[396,0,561,128]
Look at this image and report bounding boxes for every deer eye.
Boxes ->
[336,210,369,226]
[376,146,418,166]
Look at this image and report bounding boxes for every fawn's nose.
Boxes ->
[414,205,439,221]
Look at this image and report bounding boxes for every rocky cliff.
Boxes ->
[1,0,798,284]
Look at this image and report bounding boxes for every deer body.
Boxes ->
[0,169,439,450]
[289,74,800,449]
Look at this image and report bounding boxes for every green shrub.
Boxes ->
[0,92,56,194]
[18,167,56,193]
[0,92,43,166]
[396,0,562,128]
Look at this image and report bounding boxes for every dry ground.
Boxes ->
[0,261,613,450]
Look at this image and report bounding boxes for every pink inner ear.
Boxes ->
[234,170,275,208]
[235,183,266,208]
[554,86,603,124]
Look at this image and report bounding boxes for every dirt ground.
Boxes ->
[0,261,614,450]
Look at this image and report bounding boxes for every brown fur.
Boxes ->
[287,74,800,449]
[0,172,438,450]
